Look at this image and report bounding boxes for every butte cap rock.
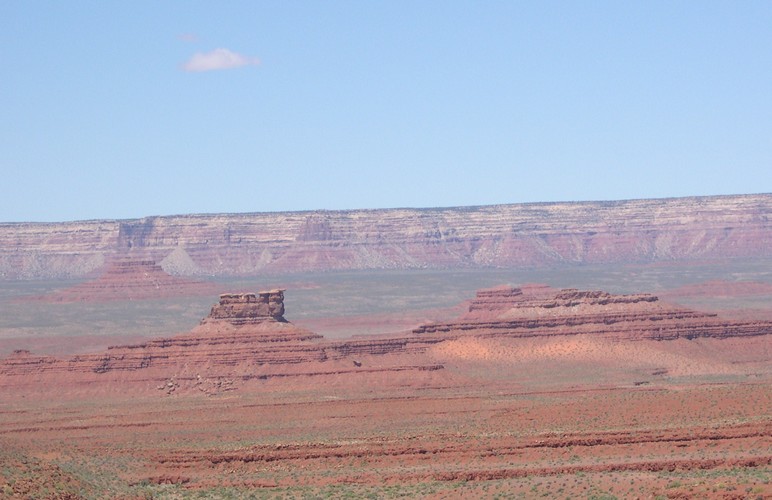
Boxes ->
[202,291,287,325]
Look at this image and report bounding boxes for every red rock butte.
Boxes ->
[413,285,772,341]
[2,285,770,397]
[25,258,216,302]
[0,289,443,395]
[202,291,288,325]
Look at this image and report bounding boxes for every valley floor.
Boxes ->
[1,336,770,499]
[1,263,770,498]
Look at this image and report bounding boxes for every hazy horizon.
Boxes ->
[2,191,768,225]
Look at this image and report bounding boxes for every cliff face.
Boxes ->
[0,194,770,279]
[413,286,772,341]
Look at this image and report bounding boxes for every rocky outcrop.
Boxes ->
[1,194,770,279]
[2,284,771,393]
[23,259,217,302]
[203,291,287,325]
[414,285,772,341]
[0,290,442,391]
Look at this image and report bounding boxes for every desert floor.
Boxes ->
[1,261,770,498]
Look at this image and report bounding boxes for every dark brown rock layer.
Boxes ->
[203,291,287,325]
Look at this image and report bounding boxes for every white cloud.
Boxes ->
[182,48,260,72]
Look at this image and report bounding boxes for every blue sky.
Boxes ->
[2,1,771,222]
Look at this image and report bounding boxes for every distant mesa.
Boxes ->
[413,285,772,341]
[2,194,770,279]
[25,258,217,302]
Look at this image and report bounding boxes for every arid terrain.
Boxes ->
[0,195,770,499]
[1,266,770,498]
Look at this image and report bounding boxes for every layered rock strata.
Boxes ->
[25,259,216,302]
[3,285,770,393]
[1,194,769,279]
[0,291,442,390]
[414,286,772,341]
[202,291,287,325]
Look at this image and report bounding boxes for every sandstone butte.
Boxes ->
[0,193,770,279]
[23,258,218,302]
[0,290,443,396]
[412,284,772,341]
[1,285,769,396]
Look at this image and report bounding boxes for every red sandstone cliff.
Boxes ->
[1,194,769,279]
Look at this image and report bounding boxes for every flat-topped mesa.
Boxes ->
[414,284,772,341]
[466,284,558,317]
[22,258,216,302]
[202,291,287,325]
[3,194,770,280]
[465,286,659,317]
[545,289,659,308]
[468,287,523,312]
